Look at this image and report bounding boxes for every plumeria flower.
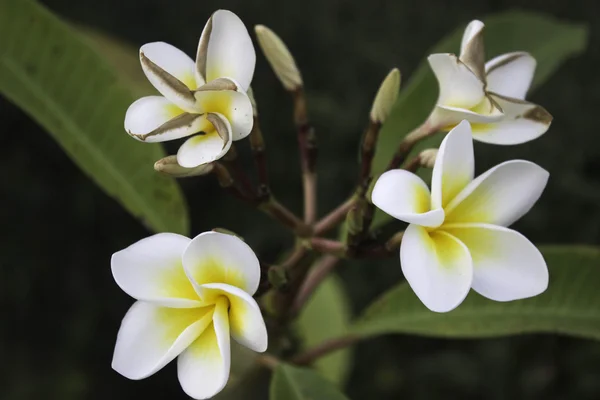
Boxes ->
[372,120,549,312]
[124,10,255,168]
[111,231,268,399]
[427,20,552,145]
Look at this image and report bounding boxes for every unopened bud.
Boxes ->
[247,86,258,117]
[268,265,289,291]
[255,25,303,91]
[370,68,401,124]
[419,148,439,169]
[346,205,365,237]
[154,155,213,178]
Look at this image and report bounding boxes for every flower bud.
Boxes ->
[419,148,439,169]
[247,86,258,117]
[255,25,303,91]
[154,155,213,177]
[370,68,401,124]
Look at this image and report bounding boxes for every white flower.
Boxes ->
[111,231,268,399]
[124,10,256,168]
[372,120,549,312]
[428,20,553,145]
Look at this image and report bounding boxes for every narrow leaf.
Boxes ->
[352,246,600,340]
[0,0,189,234]
[371,11,588,227]
[296,275,353,385]
[270,364,350,400]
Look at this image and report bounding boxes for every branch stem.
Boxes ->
[292,335,360,366]
[291,254,340,315]
[387,119,438,170]
[293,88,318,225]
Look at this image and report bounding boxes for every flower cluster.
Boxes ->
[113,10,554,399]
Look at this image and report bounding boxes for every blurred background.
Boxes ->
[2,0,600,398]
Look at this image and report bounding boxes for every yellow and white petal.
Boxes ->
[176,113,233,168]
[400,224,473,313]
[111,233,200,307]
[459,20,486,81]
[371,169,444,228]
[430,97,504,130]
[485,52,536,100]
[443,223,548,301]
[178,297,231,400]
[200,283,267,352]
[140,43,197,112]
[471,94,552,145]
[445,160,549,227]
[182,231,261,295]
[430,120,474,209]
[112,301,213,380]
[428,53,486,109]
[194,86,254,141]
[125,97,208,143]
[200,10,256,91]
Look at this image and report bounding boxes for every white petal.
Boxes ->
[178,298,231,400]
[443,224,548,301]
[140,43,198,112]
[141,42,197,89]
[431,120,474,209]
[182,231,261,295]
[371,169,444,228]
[460,20,484,58]
[112,301,213,380]
[125,96,182,136]
[445,160,549,227]
[124,97,211,143]
[485,52,536,100]
[200,283,267,352]
[471,94,552,145]
[176,113,233,168]
[428,53,486,109]
[194,86,254,141]
[111,233,201,307]
[400,224,473,313]
[203,10,256,91]
[459,20,485,80]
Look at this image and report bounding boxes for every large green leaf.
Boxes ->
[296,274,353,385]
[0,0,189,234]
[270,364,350,400]
[351,246,600,340]
[371,11,588,227]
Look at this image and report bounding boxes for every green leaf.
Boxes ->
[296,275,353,385]
[270,364,350,400]
[0,0,189,234]
[371,11,588,227]
[76,26,154,97]
[351,246,600,340]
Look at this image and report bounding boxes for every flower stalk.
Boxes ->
[293,88,318,225]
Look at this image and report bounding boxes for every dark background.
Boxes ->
[2,0,600,399]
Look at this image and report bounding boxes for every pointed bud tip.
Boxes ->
[254,24,303,91]
[370,68,401,124]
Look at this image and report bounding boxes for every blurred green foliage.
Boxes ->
[0,0,189,235]
[2,0,600,399]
